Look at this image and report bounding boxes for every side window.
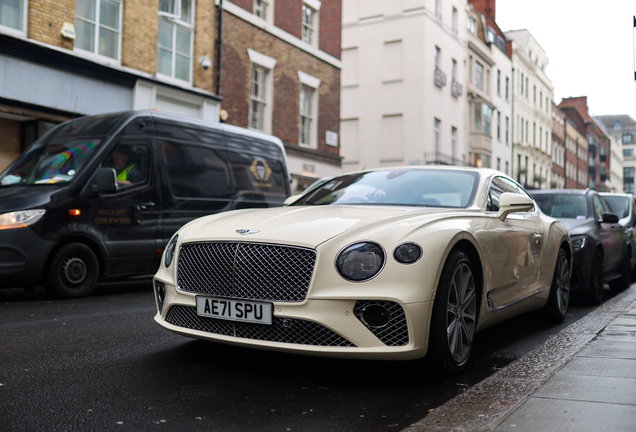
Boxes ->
[103,143,149,189]
[161,141,231,199]
[497,176,536,212]
[593,196,606,219]
[227,152,288,199]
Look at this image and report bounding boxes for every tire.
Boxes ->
[45,243,99,299]
[543,249,570,323]
[610,248,632,292]
[586,251,604,305]
[428,250,478,376]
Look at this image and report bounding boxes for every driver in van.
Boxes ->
[110,147,142,187]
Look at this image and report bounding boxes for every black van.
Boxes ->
[0,110,290,298]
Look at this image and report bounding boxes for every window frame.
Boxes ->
[157,0,196,84]
[301,0,320,48]
[247,49,277,134]
[298,70,320,149]
[0,0,28,36]
[74,0,123,63]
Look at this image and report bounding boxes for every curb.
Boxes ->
[402,286,636,432]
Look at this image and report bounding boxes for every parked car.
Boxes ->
[531,189,631,303]
[600,192,636,279]
[0,110,290,298]
[154,167,571,375]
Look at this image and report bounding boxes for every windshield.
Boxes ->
[292,169,479,208]
[1,139,100,186]
[533,194,588,219]
[603,196,630,218]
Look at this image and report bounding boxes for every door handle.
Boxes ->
[140,202,155,210]
[533,232,543,238]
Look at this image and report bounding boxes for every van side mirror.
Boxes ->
[602,212,619,224]
[92,168,118,194]
[497,192,535,221]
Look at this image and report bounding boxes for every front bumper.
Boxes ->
[153,279,433,361]
[0,227,55,288]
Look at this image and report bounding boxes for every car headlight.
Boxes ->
[571,236,587,252]
[164,234,179,268]
[0,209,46,230]
[394,242,422,264]
[336,242,385,281]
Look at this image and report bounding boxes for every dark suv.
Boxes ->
[531,189,631,304]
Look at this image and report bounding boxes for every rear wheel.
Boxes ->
[543,249,570,323]
[428,250,478,376]
[45,243,99,299]
[586,251,604,305]
[610,248,632,292]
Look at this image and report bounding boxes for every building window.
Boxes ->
[505,77,509,100]
[505,116,509,144]
[624,148,634,157]
[467,16,476,34]
[75,0,122,61]
[451,126,457,159]
[475,62,483,88]
[253,0,269,20]
[0,0,27,34]
[302,1,319,47]
[623,133,633,144]
[533,85,536,103]
[525,77,528,98]
[497,111,501,140]
[505,161,509,175]
[249,65,268,131]
[521,72,524,94]
[497,69,501,94]
[157,0,194,82]
[298,71,320,148]
[474,103,492,135]
[540,91,543,108]
[435,0,441,18]
[452,7,457,34]
[434,118,441,154]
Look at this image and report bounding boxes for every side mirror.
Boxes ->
[92,168,118,194]
[497,192,535,221]
[602,212,619,224]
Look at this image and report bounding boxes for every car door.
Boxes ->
[594,195,624,274]
[483,177,543,311]
[96,139,160,277]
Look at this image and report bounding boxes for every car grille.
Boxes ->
[177,242,316,302]
[165,305,356,347]
[353,300,409,346]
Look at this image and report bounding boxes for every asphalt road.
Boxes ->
[0,283,610,432]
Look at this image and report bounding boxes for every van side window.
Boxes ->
[161,141,231,199]
[227,152,288,199]
[104,143,148,189]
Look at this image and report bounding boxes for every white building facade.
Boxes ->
[506,30,553,190]
[340,0,468,172]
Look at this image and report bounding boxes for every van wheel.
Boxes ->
[45,243,99,299]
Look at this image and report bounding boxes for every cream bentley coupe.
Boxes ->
[153,167,571,375]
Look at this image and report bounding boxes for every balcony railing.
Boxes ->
[435,67,447,88]
[451,79,463,97]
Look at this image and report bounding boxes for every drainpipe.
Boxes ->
[216,0,224,96]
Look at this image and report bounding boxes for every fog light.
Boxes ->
[361,304,391,328]
[155,281,165,313]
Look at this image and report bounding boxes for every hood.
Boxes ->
[0,185,59,213]
[557,217,595,236]
[180,205,452,248]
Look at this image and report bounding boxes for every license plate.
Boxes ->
[196,296,273,325]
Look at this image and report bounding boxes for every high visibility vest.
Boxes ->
[116,164,135,181]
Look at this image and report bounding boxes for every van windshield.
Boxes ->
[1,139,101,186]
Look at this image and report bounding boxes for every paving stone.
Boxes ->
[533,374,636,405]
[577,340,636,359]
[559,357,636,379]
[493,398,636,432]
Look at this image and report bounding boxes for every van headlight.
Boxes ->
[164,234,179,268]
[0,210,46,230]
[336,242,385,281]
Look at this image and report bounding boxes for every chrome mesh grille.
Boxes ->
[353,300,409,346]
[165,305,355,347]
[177,242,316,301]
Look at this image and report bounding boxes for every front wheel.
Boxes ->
[610,248,632,292]
[543,249,570,323]
[45,243,99,299]
[428,250,478,376]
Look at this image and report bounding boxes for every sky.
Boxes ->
[495,0,636,121]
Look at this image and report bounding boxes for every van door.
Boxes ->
[224,134,289,210]
[97,139,160,277]
[158,139,233,247]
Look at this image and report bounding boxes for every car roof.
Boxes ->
[530,189,590,195]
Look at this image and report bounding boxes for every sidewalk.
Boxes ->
[405,285,636,432]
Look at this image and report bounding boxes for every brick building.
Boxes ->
[0,0,222,171]
[559,97,611,191]
[218,0,342,193]
[552,102,587,189]
[551,102,565,188]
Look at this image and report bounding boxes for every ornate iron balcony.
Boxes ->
[435,67,447,88]
[451,79,463,97]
